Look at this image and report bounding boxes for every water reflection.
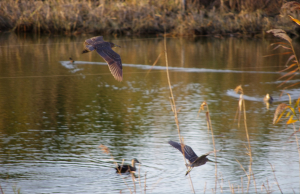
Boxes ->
[0,33,299,193]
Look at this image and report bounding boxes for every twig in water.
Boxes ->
[145,52,163,77]
[144,172,147,194]
[268,162,283,194]
[235,158,250,192]
[0,184,4,194]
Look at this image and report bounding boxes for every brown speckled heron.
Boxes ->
[82,36,122,81]
[168,140,219,176]
[115,158,141,173]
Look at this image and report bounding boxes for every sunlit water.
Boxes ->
[0,33,300,193]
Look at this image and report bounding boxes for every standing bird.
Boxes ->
[82,36,122,81]
[168,140,219,176]
[115,158,141,173]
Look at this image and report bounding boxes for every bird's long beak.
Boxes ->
[207,159,219,163]
[82,49,89,54]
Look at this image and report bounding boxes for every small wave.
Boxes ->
[60,61,279,74]
[226,89,300,102]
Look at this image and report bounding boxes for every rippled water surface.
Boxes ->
[0,33,300,193]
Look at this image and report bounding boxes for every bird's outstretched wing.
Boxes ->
[168,140,198,163]
[85,36,104,45]
[96,47,123,82]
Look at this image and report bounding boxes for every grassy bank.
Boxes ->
[0,0,298,36]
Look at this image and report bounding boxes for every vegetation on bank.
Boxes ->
[0,0,299,36]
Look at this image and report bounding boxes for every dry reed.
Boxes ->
[164,34,195,193]
[233,85,257,193]
[197,101,219,193]
[0,0,295,36]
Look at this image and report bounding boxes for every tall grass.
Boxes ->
[234,85,257,193]
[197,102,219,193]
[0,0,294,36]
[164,33,195,193]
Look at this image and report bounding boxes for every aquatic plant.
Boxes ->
[267,2,300,90]
[267,2,300,125]
[267,3,300,194]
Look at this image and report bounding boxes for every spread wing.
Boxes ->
[168,140,198,163]
[96,47,123,82]
[84,36,104,45]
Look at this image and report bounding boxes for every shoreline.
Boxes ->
[0,0,298,37]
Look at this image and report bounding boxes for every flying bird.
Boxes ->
[115,158,141,173]
[82,36,122,81]
[168,140,219,176]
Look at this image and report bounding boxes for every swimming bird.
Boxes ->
[168,140,219,176]
[69,57,75,64]
[115,158,141,173]
[264,93,273,104]
[264,93,274,110]
[82,36,122,81]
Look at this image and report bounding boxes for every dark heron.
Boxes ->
[69,57,75,64]
[115,158,141,173]
[264,93,273,104]
[168,140,219,176]
[82,36,122,82]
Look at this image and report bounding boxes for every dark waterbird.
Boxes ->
[82,36,122,81]
[263,93,274,110]
[263,93,274,104]
[69,57,75,64]
[115,158,141,173]
[168,140,219,176]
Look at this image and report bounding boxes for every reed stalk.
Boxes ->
[144,172,147,194]
[198,102,218,192]
[292,124,300,192]
[164,34,195,193]
[234,86,257,193]
[268,162,283,194]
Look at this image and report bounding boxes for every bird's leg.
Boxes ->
[185,167,193,176]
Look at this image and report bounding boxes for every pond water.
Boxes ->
[0,33,299,194]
